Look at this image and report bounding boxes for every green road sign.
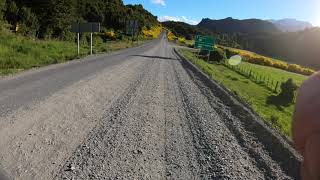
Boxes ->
[195,35,215,51]
[71,23,100,33]
[195,42,214,51]
[195,35,214,45]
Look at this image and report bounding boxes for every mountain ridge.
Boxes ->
[268,18,313,32]
[197,17,280,34]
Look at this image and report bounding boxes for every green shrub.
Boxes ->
[225,48,238,59]
[209,48,226,62]
[278,79,298,104]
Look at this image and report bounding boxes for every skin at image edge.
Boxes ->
[293,72,320,180]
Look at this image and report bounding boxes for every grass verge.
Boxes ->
[0,30,148,76]
[178,49,307,138]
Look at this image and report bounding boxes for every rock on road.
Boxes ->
[0,33,300,180]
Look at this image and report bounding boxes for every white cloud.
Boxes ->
[151,0,166,6]
[158,16,200,25]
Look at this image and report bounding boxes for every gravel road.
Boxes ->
[0,34,300,180]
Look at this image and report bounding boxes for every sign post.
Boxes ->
[125,20,139,45]
[71,22,100,55]
[77,33,80,55]
[194,35,215,61]
[90,33,93,55]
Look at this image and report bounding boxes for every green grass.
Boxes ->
[0,30,146,76]
[179,49,308,138]
[237,62,307,86]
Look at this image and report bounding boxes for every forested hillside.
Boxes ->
[2,0,158,40]
[163,18,320,69]
[198,17,280,34]
[162,21,214,40]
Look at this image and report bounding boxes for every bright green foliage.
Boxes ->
[236,62,307,86]
[0,29,147,75]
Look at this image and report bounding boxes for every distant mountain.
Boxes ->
[197,17,280,34]
[269,19,313,32]
[162,21,214,39]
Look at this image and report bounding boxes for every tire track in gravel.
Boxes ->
[56,56,168,179]
[56,58,156,179]
[168,52,264,179]
[162,45,201,179]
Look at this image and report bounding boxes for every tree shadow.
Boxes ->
[266,95,292,111]
[132,55,179,61]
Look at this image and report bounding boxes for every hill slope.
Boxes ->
[162,21,214,39]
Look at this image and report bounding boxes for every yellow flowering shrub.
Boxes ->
[178,37,186,44]
[105,30,116,40]
[219,45,315,76]
[167,31,177,41]
[142,25,162,39]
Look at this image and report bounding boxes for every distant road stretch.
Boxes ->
[0,33,299,179]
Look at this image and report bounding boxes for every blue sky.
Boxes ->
[123,0,320,26]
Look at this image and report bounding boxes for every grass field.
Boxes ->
[178,49,309,138]
[236,62,307,86]
[0,30,146,76]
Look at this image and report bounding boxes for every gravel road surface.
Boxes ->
[0,34,300,180]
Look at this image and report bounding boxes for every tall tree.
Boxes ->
[4,0,19,25]
[0,0,5,21]
[47,0,76,39]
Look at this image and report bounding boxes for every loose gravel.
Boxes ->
[57,38,300,179]
[0,34,300,179]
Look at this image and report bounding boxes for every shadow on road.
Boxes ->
[132,55,179,61]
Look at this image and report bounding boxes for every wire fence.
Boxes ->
[224,62,282,93]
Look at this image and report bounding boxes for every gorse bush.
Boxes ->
[104,30,116,40]
[142,26,162,39]
[220,46,316,76]
[167,31,177,41]
[178,37,186,44]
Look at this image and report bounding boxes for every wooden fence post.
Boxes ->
[274,81,279,92]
